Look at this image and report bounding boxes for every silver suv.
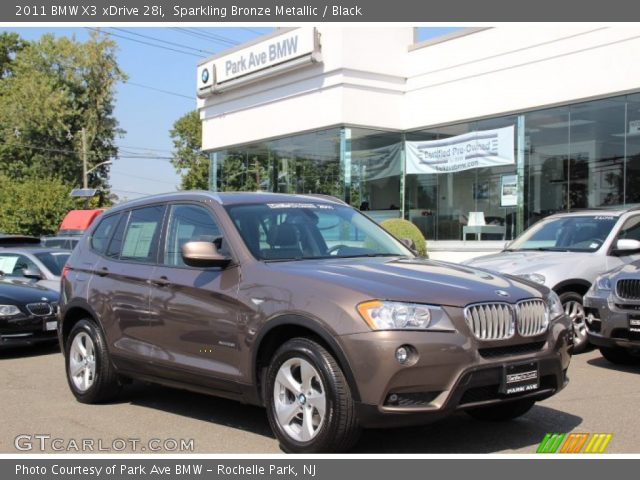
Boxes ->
[584,260,640,364]
[465,208,640,352]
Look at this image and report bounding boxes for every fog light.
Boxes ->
[396,346,409,364]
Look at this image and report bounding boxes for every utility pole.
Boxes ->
[81,127,88,189]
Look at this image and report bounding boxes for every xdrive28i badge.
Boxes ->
[201,68,210,84]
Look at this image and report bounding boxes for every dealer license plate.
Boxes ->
[629,315,640,341]
[501,361,539,395]
[45,320,57,331]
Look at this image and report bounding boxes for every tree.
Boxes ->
[170,110,209,190]
[0,32,26,79]
[0,174,78,235]
[0,30,126,191]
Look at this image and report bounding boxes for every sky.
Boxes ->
[2,26,461,202]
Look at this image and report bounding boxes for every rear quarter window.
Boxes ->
[90,214,121,254]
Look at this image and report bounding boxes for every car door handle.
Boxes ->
[96,267,109,277]
[148,276,170,287]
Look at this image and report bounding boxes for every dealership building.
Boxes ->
[196,26,640,256]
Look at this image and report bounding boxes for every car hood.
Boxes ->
[464,250,597,275]
[265,257,546,307]
[0,279,59,304]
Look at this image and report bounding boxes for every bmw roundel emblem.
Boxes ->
[201,68,209,84]
[495,290,510,298]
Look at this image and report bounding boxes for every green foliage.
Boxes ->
[0,174,79,235]
[170,110,209,190]
[380,218,428,257]
[0,31,126,191]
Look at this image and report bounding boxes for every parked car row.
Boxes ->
[4,195,640,453]
[465,206,640,353]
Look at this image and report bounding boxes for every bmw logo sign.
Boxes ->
[201,68,210,84]
[495,290,510,298]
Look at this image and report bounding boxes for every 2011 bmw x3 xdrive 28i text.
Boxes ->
[59,192,572,452]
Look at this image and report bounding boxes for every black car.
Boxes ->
[0,279,59,348]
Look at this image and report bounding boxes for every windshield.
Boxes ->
[225,202,413,261]
[508,215,618,252]
[34,252,71,276]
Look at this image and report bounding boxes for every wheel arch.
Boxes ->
[251,314,361,406]
[553,279,592,297]
[60,300,104,356]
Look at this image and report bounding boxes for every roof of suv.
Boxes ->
[543,205,640,219]
[106,191,348,214]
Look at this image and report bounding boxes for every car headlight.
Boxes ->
[519,273,546,285]
[0,305,21,317]
[594,275,612,292]
[357,300,456,331]
[546,291,564,320]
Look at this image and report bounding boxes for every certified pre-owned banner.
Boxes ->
[406,125,515,174]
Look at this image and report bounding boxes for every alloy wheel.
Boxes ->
[69,332,96,392]
[564,300,587,348]
[273,357,326,442]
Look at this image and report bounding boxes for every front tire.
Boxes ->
[560,291,589,353]
[265,337,360,453]
[65,319,120,403]
[599,346,639,365]
[466,398,535,421]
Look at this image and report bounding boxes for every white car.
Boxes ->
[465,208,640,352]
[0,248,71,292]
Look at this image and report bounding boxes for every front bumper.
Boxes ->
[585,294,640,351]
[339,319,572,428]
[0,313,58,348]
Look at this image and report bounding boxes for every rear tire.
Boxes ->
[265,337,360,453]
[599,347,639,365]
[65,319,120,403]
[466,398,535,421]
[560,291,589,354]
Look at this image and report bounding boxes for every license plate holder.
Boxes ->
[629,315,640,341]
[501,361,539,395]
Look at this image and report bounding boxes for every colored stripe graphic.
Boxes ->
[537,433,613,453]
[584,433,613,453]
[560,433,589,453]
[536,433,565,453]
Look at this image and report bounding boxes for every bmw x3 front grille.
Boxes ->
[464,299,548,340]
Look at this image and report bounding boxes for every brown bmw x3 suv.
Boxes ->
[59,191,572,452]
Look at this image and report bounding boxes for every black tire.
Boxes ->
[65,319,120,403]
[559,291,589,354]
[466,398,535,421]
[264,337,360,453]
[599,347,639,365]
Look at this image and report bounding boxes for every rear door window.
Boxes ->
[118,206,165,264]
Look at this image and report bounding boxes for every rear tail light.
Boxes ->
[61,265,71,281]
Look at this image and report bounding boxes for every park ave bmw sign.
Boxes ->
[197,27,320,96]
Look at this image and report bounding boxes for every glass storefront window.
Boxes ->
[349,128,403,223]
[210,92,640,243]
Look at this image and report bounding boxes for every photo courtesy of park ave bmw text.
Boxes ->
[2,0,640,478]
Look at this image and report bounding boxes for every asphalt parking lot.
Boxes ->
[1,344,638,454]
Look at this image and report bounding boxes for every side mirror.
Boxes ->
[22,268,43,280]
[181,241,231,268]
[400,237,418,254]
[613,239,640,255]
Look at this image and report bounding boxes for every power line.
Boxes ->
[122,80,194,100]
[241,27,267,36]
[171,27,238,47]
[110,171,177,185]
[86,27,203,59]
[111,28,216,55]
[116,144,174,153]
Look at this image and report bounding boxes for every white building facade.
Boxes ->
[197,26,640,246]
